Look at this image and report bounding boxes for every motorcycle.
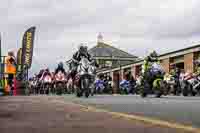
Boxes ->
[120,79,130,94]
[182,73,200,96]
[42,75,52,95]
[104,80,113,94]
[95,79,105,94]
[76,57,96,98]
[135,76,142,95]
[28,78,38,95]
[140,62,165,98]
[163,75,176,95]
[54,71,67,95]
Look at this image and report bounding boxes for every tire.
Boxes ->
[155,80,164,98]
[46,86,50,95]
[90,87,94,96]
[192,91,196,96]
[76,92,81,97]
[56,83,62,95]
[140,81,149,98]
[45,85,48,95]
[155,90,162,98]
[140,85,147,98]
[182,87,188,96]
[85,90,89,98]
[141,91,147,98]
[76,88,82,97]
[82,77,90,98]
[68,85,72,94]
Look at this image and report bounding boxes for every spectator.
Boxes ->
[5,51,16,95]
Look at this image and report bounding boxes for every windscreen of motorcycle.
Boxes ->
[151,63,164,73]
[44,75,52,82]
[88,66,95,74]
[81,58,89,69]
[56,71,65,80]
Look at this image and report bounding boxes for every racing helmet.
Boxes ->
[149,50,158,61]
[78,44,85,51]
[150,50,158,58]
[58,62,64,68]
[78,43,87,54]
[45,68,50,72]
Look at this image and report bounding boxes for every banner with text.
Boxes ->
[21,26,36,69]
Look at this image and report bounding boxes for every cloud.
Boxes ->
[1,0,200,75]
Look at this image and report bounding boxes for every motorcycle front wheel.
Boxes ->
[82,77,90,98]
[85,90,89,98]
[56,83,63,95]
[140,82,149,98]
[76,87,83,97]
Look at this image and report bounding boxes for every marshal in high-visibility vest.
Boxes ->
[5,53,17,74]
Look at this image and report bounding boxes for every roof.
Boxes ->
[89,42,138,58]
[134,44,200,64]
[159,44,200,57]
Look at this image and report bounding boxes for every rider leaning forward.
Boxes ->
[142,50,159,78]
[69,44,99,86]
[55,62,66,75]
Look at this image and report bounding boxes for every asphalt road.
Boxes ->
[64,95,200,128]
[0,96,189,133]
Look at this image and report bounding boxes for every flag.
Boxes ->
[17,48,22,72]
[21,26,36,69]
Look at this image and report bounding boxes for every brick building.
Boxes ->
[97,44,200,93]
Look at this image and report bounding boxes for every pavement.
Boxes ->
[64,94,200,129]
[0,96,196,133]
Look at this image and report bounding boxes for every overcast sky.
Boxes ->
[1,0,200,74]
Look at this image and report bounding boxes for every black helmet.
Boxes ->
[84,46,88,51]
[58,62,63,68]
[79,44,85,51]
[79,43,87,54]
[98,73,104,79]
[45,68,49,72]
[149,50,158,61]
[150,50,158,58]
